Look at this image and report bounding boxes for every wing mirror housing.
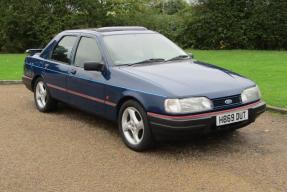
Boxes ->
[187,52,194,59]
[84,62,105,72]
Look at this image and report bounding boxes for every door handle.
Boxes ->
[71,69,77,75]
[44,63,49,68]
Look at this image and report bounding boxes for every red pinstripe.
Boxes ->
[22,75,33,80]
[104,101,117,107]
[47,83,116,107]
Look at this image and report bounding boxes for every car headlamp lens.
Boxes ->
[164,97,213,114]
[241,86,261,104]
[164,99,181,113]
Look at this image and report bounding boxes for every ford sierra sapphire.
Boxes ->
[23,27,266,151]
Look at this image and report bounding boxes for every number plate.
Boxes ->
[216,110,248,126]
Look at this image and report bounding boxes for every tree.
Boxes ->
[183,0,287,49]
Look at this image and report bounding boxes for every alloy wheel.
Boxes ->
[121,107,145,145]
[35,81,47,109]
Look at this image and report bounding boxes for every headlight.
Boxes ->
[164,97,213,114]
[241,85,261,104]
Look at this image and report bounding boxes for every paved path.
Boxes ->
[0,85,286,192]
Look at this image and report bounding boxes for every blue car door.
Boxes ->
[44,35,78,102]
[67,35,107,116]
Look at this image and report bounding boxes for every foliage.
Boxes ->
[0,0,286,52]
[184,0,287,49]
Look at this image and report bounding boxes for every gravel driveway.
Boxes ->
[0,84,286,192]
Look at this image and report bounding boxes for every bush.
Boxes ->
[183,0,287,49]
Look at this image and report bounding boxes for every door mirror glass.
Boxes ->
[84,62,105,71]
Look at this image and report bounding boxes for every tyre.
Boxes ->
[34,78,57,112]
[118,100,154,151]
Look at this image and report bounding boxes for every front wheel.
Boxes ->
[118,100,154,151]
[34,78,57,112]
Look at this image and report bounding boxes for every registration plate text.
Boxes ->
[216,110,248,126]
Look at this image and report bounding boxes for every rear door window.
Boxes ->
[51,36,77,64]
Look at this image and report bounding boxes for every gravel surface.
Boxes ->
[0,84,287,192]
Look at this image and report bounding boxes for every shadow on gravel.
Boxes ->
[154,132,244,152]
[54,102,119,135]
[150,128,269,158]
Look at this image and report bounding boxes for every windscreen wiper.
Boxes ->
[165,55,190,62]
[129,58,166,65]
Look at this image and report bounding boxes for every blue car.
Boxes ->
[23,26,266,151]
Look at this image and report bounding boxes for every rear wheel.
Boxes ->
[118,100,154,151]
[34,78,57,112]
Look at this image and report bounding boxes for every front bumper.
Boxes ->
[147,101,266,139]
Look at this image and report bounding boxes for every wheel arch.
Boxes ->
[31,75,42,91]
[116,96,146,118]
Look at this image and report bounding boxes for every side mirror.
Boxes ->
[84,62,105,72]
[187,52,194,59]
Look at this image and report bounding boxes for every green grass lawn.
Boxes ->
[0,54,25,80]
[0,51,287,108]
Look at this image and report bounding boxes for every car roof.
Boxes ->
[62,26,155,36]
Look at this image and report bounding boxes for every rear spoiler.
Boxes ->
[26,49,43,56]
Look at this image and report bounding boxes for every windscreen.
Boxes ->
[103,33,186,65]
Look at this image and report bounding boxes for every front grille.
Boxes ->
[212,95,242,110]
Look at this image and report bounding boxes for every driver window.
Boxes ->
[74,37,102,68]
